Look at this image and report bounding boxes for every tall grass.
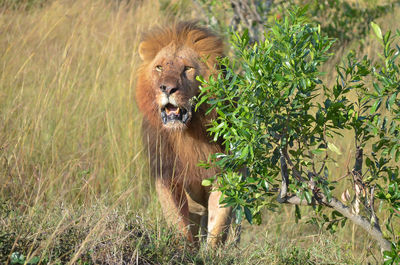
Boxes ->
[0,0,398,263]
[0,0,176,208]
[0,0,184,262]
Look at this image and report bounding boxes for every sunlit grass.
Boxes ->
[0,0,161,208]
[0,1,171,262]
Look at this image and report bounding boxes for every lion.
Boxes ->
[135,22,233,246]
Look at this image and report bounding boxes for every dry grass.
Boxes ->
[0,0,399,264]
[0,0,193,210]
[0,0,187,263]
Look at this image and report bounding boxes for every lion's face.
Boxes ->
[136,22,224,131]
[148,44,206,130]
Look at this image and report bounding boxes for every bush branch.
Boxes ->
[354,147,363,176]
[277,150,289,203]
[276,169,392,252]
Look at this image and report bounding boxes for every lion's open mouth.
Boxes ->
[161,103,190,125]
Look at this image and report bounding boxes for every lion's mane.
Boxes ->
[136,22,224,184]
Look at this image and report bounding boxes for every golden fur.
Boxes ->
[136,22,233,245]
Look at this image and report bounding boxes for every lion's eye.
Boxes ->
[155,65,163,72]
[184,66,194,72]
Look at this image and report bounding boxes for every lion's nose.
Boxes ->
[160,84,178,95]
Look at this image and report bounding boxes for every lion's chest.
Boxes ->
[170,132,221,180]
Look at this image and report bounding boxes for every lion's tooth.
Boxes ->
[165,104,180,115]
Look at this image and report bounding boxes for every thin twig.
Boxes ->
[277,150,289,202]
[335,171,351,182]
[281,148,306,181]
[370,185,378,226]
[354,147,363,177]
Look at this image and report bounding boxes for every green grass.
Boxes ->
[0,0,399,264]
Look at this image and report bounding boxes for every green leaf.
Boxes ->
[311,148,326,155]
[371,22,382,40]
[239,145,249,159]
[195,95,209,110]
[370,99,381,114]
[244,206,253,224]
[328,142,342,155]
[201,178,213,186]
[304,190,312,204]
[387,93,396,110]
[383,31,391,44]
[341,218,347,228]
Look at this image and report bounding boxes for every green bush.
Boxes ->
[198,6,400,262]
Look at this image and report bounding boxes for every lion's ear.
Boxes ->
[138,42,147,61]
[138,41,156,61]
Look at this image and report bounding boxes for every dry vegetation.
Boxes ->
[0,0,398,264]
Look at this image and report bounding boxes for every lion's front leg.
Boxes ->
[207,190,232,247]
[155,178,193,242]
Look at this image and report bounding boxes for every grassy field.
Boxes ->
[0,0,398,264]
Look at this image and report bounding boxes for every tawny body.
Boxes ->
[135,22,232,246]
